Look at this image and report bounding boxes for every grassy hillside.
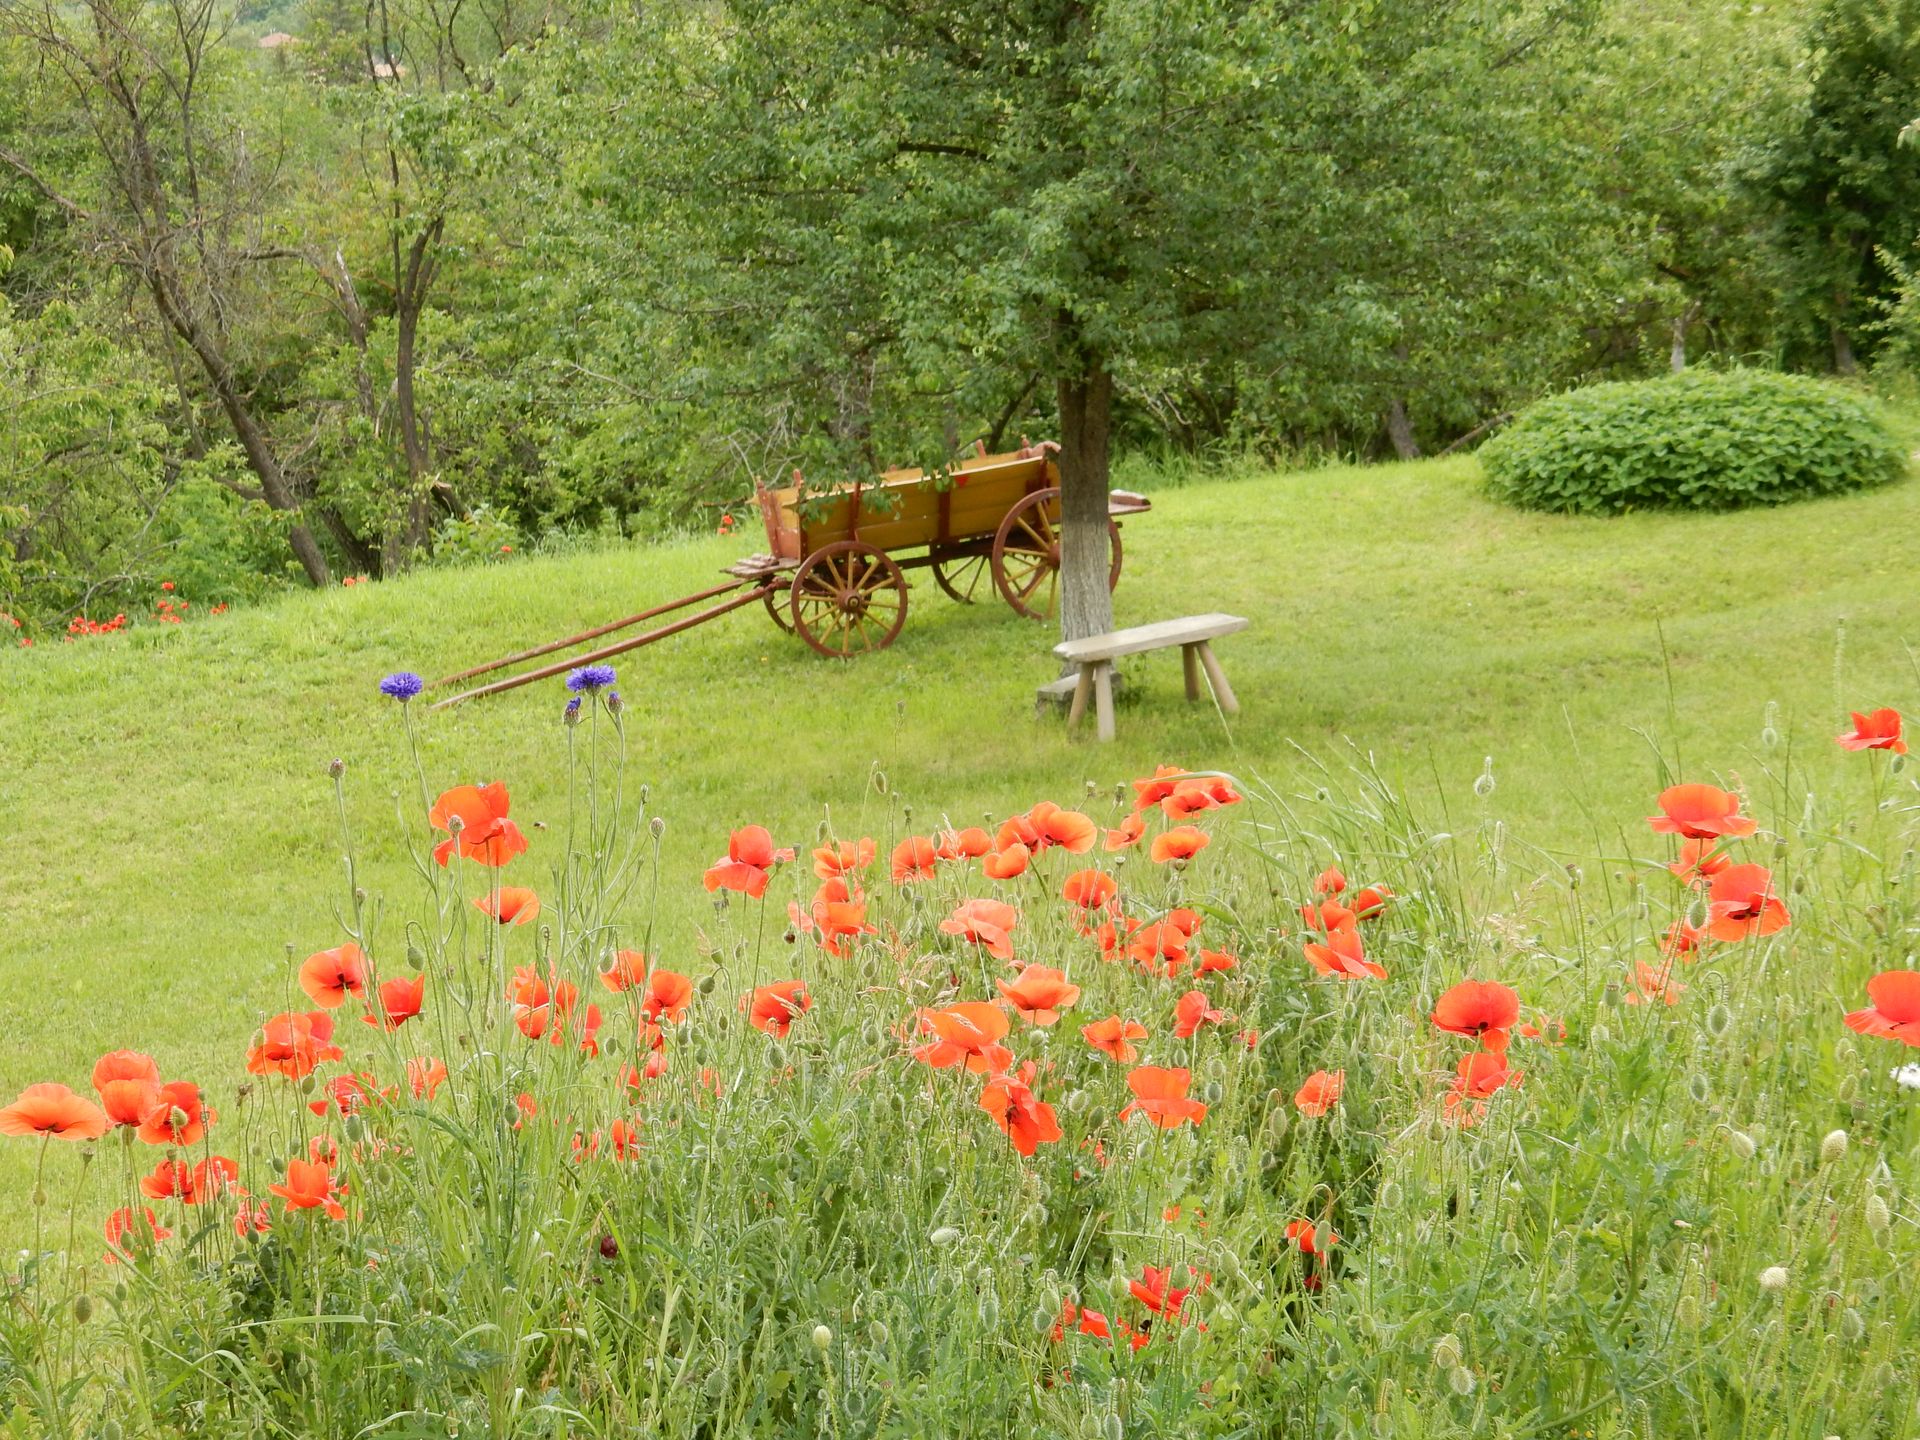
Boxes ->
[3,453,1917,1203]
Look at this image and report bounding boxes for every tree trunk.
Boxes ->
[1832,322,1857,376]
[1670,300,1702,372]
[391,218,444,568]
[1055,364,1114,649]
[1384,397,1420,459]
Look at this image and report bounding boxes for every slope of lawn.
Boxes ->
[3,452,1918,1218]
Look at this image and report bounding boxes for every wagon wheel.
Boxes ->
[762,585,795,634]
[929,546,992,604]
[990,487,1123,622]
[789,541,909,657]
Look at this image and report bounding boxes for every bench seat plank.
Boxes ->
[1053,612,1248,664]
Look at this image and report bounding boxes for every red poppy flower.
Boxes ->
[1518,1013,1567,1044]
[983,844,1031,880]
[1119,1066,1207,1128]
[1844,970,1920,1045]
[1172,989,1227,1039]
[475,887,540,925]
[104,1205,172,1262]
[307,1072,387,1118]
[703,825,794,898]
[429,782,528,867]
[1160,775,1241,819]
[790,878,877,956]
[1053,1301,1116,1342]
[742,980,810,1037]
[1313,867,1347,896]
[1669,839,1730,889]
[978,1062,1063,1157]
[1081,1014,1149,1063]
[233,1199,273,1238]
[1195,948,1236,975]
[1131,765,1191,811]
[1648,784,1757,841]
[0,1083,110,1141]
[1837,708,1906,753]
[246,1011,344,1080]
[1063,869,1118,913]
[941,898,1020,960]
[299,943,367,1008]
[1349,884,1393,920]
[1303,922,1386,980]
[1103,814,1146,851]
[812,838,876,879]
[1625,958,1686,1006]
[1299,897,1356,933]
[1444,1049,1522,1125]
[93,1051,163,1129]
[1149,826,1211,864]
[1706,863,1790,942]
[407,1057,449,1099]
[143,1155,242,1203]
[1431,980,1521,1053]
[269,1158,347,1219]
[510,965,574,1038]
[599,949,650,992]
[997,965,1082,1025]
[914,1002,1013,1074]
[1663,918,1708,959]
[890,835,939,883]
[1283,1219,1338,1256]
[1293,1068,1345,1116]
[937,827,993,861]
[1129,1263,1210,1319]
[1127,919,1192,976]
[642,969,694,1022]
[137,1080,212,1146]
[365,974,425,1030]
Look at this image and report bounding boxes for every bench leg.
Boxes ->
[1066,665,1093,729]
[1093,661,1116,742]
[1182,644,1202,701]
[1196,643,1239,715]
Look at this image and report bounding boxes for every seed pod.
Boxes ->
[1705,1003,1732,1037]
[1728,1130,1757,1160]
[811,1325,832,1353]
[72,1294,93,1325]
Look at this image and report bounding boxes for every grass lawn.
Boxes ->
[5,454,1917,1156]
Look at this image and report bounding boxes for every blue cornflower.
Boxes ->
[564,695,583,725]
[566,664,618,693]
[380,671,425,702]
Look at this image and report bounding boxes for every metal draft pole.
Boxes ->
[428,583,778,710]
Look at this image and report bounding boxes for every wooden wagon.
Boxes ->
[429,440,1149,705]
[731,443,1150,657]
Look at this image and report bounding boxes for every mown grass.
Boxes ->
[4,454,1920,1436]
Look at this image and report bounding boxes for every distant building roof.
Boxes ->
[371,60,407,78]
[257,31,296,47]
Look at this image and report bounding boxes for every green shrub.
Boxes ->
[1481,369,1908,514]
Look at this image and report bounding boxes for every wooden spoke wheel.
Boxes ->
[762,584,795,633]
[990,486,1123,622]
[929,545,993,604]
[789,541,909,657]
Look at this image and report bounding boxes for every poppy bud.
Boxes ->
[1866,1192,1892,1235]
[1837,1071,1858,1102]
[327,758,346,779]
[1687,1074,1710,1104]
[702,1367,728,1399]
[1841,1307,1866,1342]
[1758,1265,1788,1293]
[1377,1180,1403,1210]
[344,1114,366,1144]
[873,771,888,795]
[976,1292,998,1329]
[1202,1081,1224,1105]
[1727,1130,1756,1160]
[100,1423,120,1440]
[1705,1003,1732,1037]
[1431,1334,1462,1370]
[72,1294,93,1324]
[1589,1023,1612,1048]
[1447,1366,1474,1396]
[1674,1293,1701,1329]
[1103,1417,1124,1440]
[929,1226,961,1246]
[1028,1305,1054,1335]
[810,1325,831,1354]
[1472,757,1495,798]
[406,942,426,969]
[1819,1129,1849,1165]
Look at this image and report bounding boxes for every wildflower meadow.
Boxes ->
[3,657,1917,1439]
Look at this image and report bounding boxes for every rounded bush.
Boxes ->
[1481,369,1908,515]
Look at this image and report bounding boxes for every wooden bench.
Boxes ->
[1053,613,1247,741]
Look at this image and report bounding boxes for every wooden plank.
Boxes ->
[1196,642,1240,714]
[1182,644,1202,701]
[1067,666,1092,728]
[1053,613,1249,663]
[1092,662,1116,742]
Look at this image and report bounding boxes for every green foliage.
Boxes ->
[1481,369,1909,514]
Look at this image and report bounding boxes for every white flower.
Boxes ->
[1891,1064,1920,1092]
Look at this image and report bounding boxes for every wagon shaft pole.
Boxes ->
[428,583,778,710]
[431,580,749,689]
